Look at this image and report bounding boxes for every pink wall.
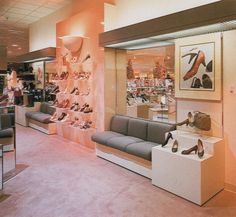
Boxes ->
[56,3,105,132]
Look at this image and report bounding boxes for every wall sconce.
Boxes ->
[58,35,88,53]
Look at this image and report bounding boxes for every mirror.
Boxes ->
[126,45,176,123]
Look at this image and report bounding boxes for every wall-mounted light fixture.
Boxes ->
[58,35,89,53]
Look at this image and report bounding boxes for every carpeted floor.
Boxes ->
[0,125,236,217]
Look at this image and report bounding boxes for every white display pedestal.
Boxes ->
[152,130,224,206]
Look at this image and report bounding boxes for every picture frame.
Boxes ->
[175,33,222,100]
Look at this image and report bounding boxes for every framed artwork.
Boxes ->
[175,33,222,100]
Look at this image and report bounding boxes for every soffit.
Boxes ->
[100,1,236,49]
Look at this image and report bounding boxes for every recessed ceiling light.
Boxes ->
[18,47,22,50]
[12,44,18,47]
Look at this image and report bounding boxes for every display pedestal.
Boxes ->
[152,130,224,206]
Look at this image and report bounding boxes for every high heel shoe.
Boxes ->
[70,87,78,94]
[58,112,67,121]
[162,132,173,147]
[176,112,193,127]
[172,140,178,153]
[197,139,204,158]
[182,50,206,81]
[181,145,198,155]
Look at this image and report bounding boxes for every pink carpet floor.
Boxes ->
[0,125,236,217]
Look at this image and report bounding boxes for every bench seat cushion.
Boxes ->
[28,113,52,124]
[125,141,159,161]
[0,128,13,138]
[25,111,41,119]
[91,131,124,145]
[107,136,143,151]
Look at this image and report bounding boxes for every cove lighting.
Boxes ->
[23,57,54,63]
[106,20,236,50]
[58,35,89,39]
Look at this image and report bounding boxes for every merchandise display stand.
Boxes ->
[152,130,224,206]
[51,46,96,148]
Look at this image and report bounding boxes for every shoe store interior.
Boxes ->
[1,1,236,217]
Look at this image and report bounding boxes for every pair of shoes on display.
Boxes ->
[73,71,91,80]
[51,74,59,80]
[181,139,204,158]
[57,99,70,108]
[60,71,69,80]
[83,106,93,113]
[80,120,93,129]
[73,120,92,129]
[80,103,93,113]
[70,102,80,111]
[70,87,79,94]
[57,112,70,122]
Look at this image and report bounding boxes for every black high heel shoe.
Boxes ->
[172,140,178,153]
[181,145,198,155]
[162,132,173,147]
[58,112,67,121]
[197,139,204,158]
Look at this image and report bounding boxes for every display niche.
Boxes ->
[126,45,176,123]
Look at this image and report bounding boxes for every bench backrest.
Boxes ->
[110,115,176,144]
[40,102,56,115]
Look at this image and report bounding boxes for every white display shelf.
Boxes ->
[159,144,213,161]
[152,130,224,206]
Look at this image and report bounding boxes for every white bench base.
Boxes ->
[96,144,152,179]
[28,119,57,135]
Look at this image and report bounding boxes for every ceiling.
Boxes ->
[0,0,72,58]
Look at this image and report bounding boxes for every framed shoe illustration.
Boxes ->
[175,32,222,101]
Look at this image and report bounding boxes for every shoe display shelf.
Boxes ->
[152,130,224,206]
[51,66,96,148]
[56,122,96,149]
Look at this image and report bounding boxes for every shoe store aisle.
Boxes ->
[0,125,236,217]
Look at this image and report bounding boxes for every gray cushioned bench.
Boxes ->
[25,102,57,134]
[25,102,55,124]
[92,115,175,178]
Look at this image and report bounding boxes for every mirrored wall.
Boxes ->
[126,45,176,123]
